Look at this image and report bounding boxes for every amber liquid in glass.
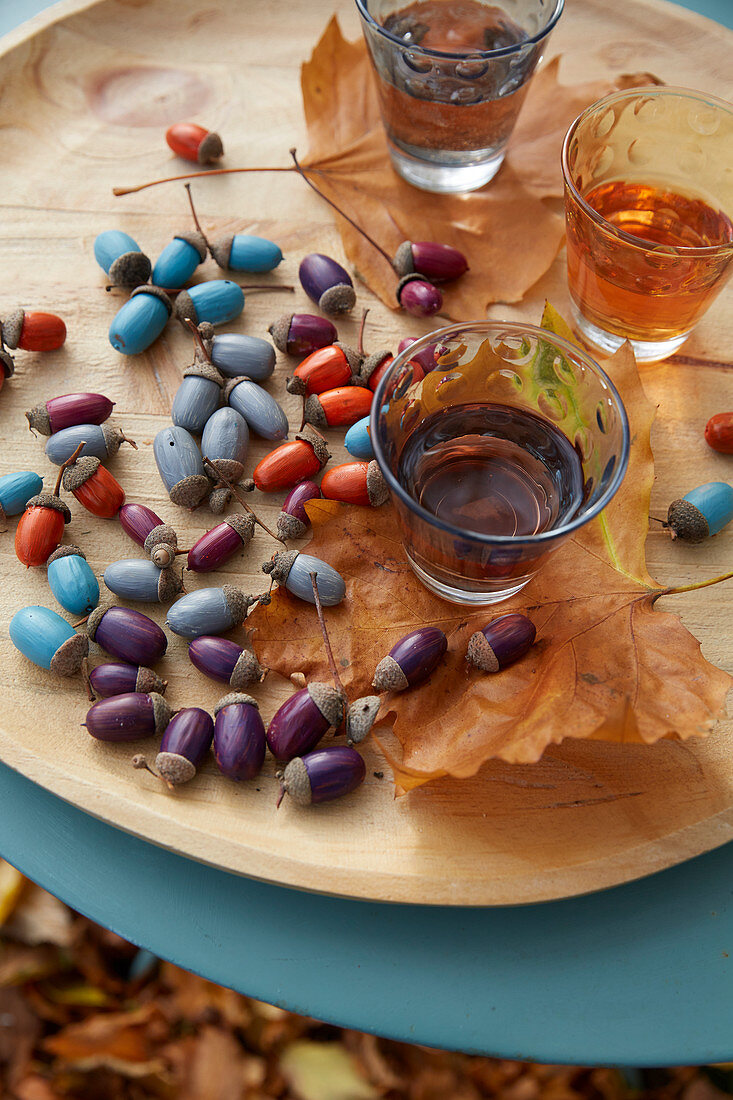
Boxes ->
[566,180,733,341]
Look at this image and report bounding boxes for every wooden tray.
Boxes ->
[0,0,731,906]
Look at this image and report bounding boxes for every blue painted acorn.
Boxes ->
[299,253,355,316]
[109,286,173,355]
[45,423,136,466]
[47,545,100,616]
[173,280,244,327]
[214,693,266,781]
[152,234,208,291]
[154,707,215,786]
[171,361,224,434]
[210,333,276,380]
[210,233,283,273]
[344,415,374,460]
[167,585,256,639]
[94,230,151,288]
[225,377,288,441]
[10,605,89,676]
[0,470,43,521]
[103,559,183,603]
[153,426,210,508]
[201,406,249,483]
[262,550,346,606]
[666,482,733,542]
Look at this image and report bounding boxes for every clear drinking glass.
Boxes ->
[371,321,630,605]
[355,0,564,193]
[562,86,733,362]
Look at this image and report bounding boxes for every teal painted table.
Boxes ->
[1,0,732,1067]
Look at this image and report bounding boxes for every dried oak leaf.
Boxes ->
[301,18,651,318]
[249,308,732,793]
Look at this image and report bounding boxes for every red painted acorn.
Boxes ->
[705,412,733,454]
[247,427,330,493]
[320,461,388,507]
[304,386,373,430]
[2,310,66,352]
[166,122,223,164]
[15,492,70,567]
[62,456,124,519]
[286,344,360,397]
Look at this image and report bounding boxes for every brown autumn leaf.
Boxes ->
[249,308,732,793]
[43,1004,166,1076]
[301,19,653,318]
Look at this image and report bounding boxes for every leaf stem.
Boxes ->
[309,571,345,694]
[113,165,296,196]
[654,570,733,600]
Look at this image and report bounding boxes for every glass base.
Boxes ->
[388,143,504,194]
[406,553,533,606]
[569,302,692,363]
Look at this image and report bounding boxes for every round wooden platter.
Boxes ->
[0,0,731,907]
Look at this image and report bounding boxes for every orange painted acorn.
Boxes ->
[15,493,71,567]
[166,123,223,165]
[705,412,733,454]
[2,310,66,352]
[321,460,388,507]
[63,456,125,519]
[246,426,330,494]
[304,386,373,430]
[286,343,360,397]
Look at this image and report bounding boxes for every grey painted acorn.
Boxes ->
[171,361,225,434]
[166,585,255,639]
[211,333,276,380]
[262,551,346,606]
[225,377,288,441]
[266,683,346,761]
[188,635,267,690]
[153,426,210,508]
[466,613,537,672]
[84,691,171,742]
[45,423,136,466]
[372,627,447,692]
[155,707,214,786]
[103,559,183,603]
[201,406,249,482]
[277,746,366,807]
[213,693,266,781]
[345,696,381,745]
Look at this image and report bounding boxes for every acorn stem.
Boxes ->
[656,570,733,599]
[358,308,370,357]
[184,182,212,251]
[185,317,212,362]
[54,440,86,495]
[309,571,345,695]
[238,284,295,292]
[289,148,393,267]
[113,166,296,197]
[201,456,286,545]
[131,754,174,790]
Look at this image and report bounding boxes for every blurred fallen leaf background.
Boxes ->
[0,861,730,1099]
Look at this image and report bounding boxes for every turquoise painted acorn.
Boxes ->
[94,230,151,288]
[104,559,183,603]
[153,426,210,508]
[344,415,374,460]
[666,481,733,542]
[210,234,283,273]
[109,286,173,355]
[225,377,288,441]
[201,406,249,482]
[0,470,43,521]
[9,605,89,676]
[47,545,100,616]
[167,585,256,640]
[171,361,224,434]
[45,423,135,466]
[262,551,346,606]
[173,280,244,327]
[211,333,276,380]
[152,234,207,291]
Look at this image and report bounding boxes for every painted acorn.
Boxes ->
[210,233,283,273]
[109,286,173,355]
[153,426,210,508]
[277,746,365,806]
[299,254,355,316]
[0,348,13,389]
[303,386,373,430]
[247,426,329,494]
[705,413,733,454]
[84,692,171,742]
[360,351,424,392]
[10,605,89,677]
[269,313,337,357]
[396,275,443,318]
[88,662,167,698]
[45,423,136,466]
[62,457,125,519]
[0,470,43,521]
[467,613,537,672]
[103,559,183,603]
[344,416,374,461]
[152,235,208,291]
[321,461,387,507]
[26,393,114,436]
[166,123,223,164]
[94,230,151,288]
[155,707,214,786]
[372,627,448,691]
[397,337,440,373]
[393,241,469,283]
[86,604,168,666]
[267,683,346,761]
[276,480,322,540]
[187,514,256,572]
[666,482,733,542]
[286,343,360,397]
[118,504,180,569]
[201,407,249,482]
[174,280,245,327]
[214,694,266,781]
[345,696,381,746]
[47,545,100,616]
[188,635,267,690]
[171,361,225,433]
[166,585,255,639]
[1,310,66,352]
[225,377,288,441]
[262,550,346,606]
[211,333,276,380]
[15,492,70,567]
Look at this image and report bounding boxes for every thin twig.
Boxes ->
[202,457,285,544]
[185,317,212,361]
[184,182,212,250]
[310,571,345,693]
[54,440,87,496]
[113,165,295,196]
[358,308,370,357]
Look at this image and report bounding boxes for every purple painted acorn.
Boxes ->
[86,605,168,666]
[466,613,536,672]
[372,627,447,692]
[187,514,255,573]
[277,746,366,807]
[26,393,115,436]
[213,694,266,781]
[88,662,168,698]
[266,684,346,762]
[84,691,171,742]
[393,241,469,283]
[118,503,180,569]
[396,276,442,318]
[299,254,355,316]
[269,312,337,356]
[276,480,322,540]
[397,338,440,374]
[188,635,267,690]
[155,707,214,786]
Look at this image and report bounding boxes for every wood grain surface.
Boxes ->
[0,0,731,906]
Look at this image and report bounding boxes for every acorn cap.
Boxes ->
[108,251,152,289]
[150,692,173,735]
[198,322,215,341]
[268,314,292,352]
[280,756,312,805]
[334,342,362,375]
[1,309,24,350]
[307,682,346,729]
[366,461,388,507]
[203,457,244,482]
[666,499,710,543]
[173,290,197,326]
[208,485,234,514]
[47,544,86,565]
[151,543,177,568]
[222,584,257,627]
[285,375,307,396]
[198,130,223,165]
[209,236,233,270]
[85,603,109,642]
[303,394,327,431]
[261,549,298,586]
[319,284,356,316]
[26,492,71,523]
[175,231,208,263]
[392,241,415,277]
[224,512,256,545]
[276,511,308,541]
[295,424,331,469]
[346,695,381,745]
[131,284,173,314]
[155,751,196,786]
[213,692,259,715]
[223,376,250,401]
[359,349,392,385]
[0,349,15,380]
[25,403,52,435]
[183,360,225,386]
[50,632,89,677]
[157,567,184,602]
[62,455,101,492]
[372,654,409,692]
[135,667,167,694]
[466,631,500,673]
[230,649,267,690]
[102,424,135,457]
[143,523,179,555]
[169,474,211,508]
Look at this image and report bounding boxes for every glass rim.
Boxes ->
[561,84,733,259]
[353,0,565,60]
[370,319,631,547]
